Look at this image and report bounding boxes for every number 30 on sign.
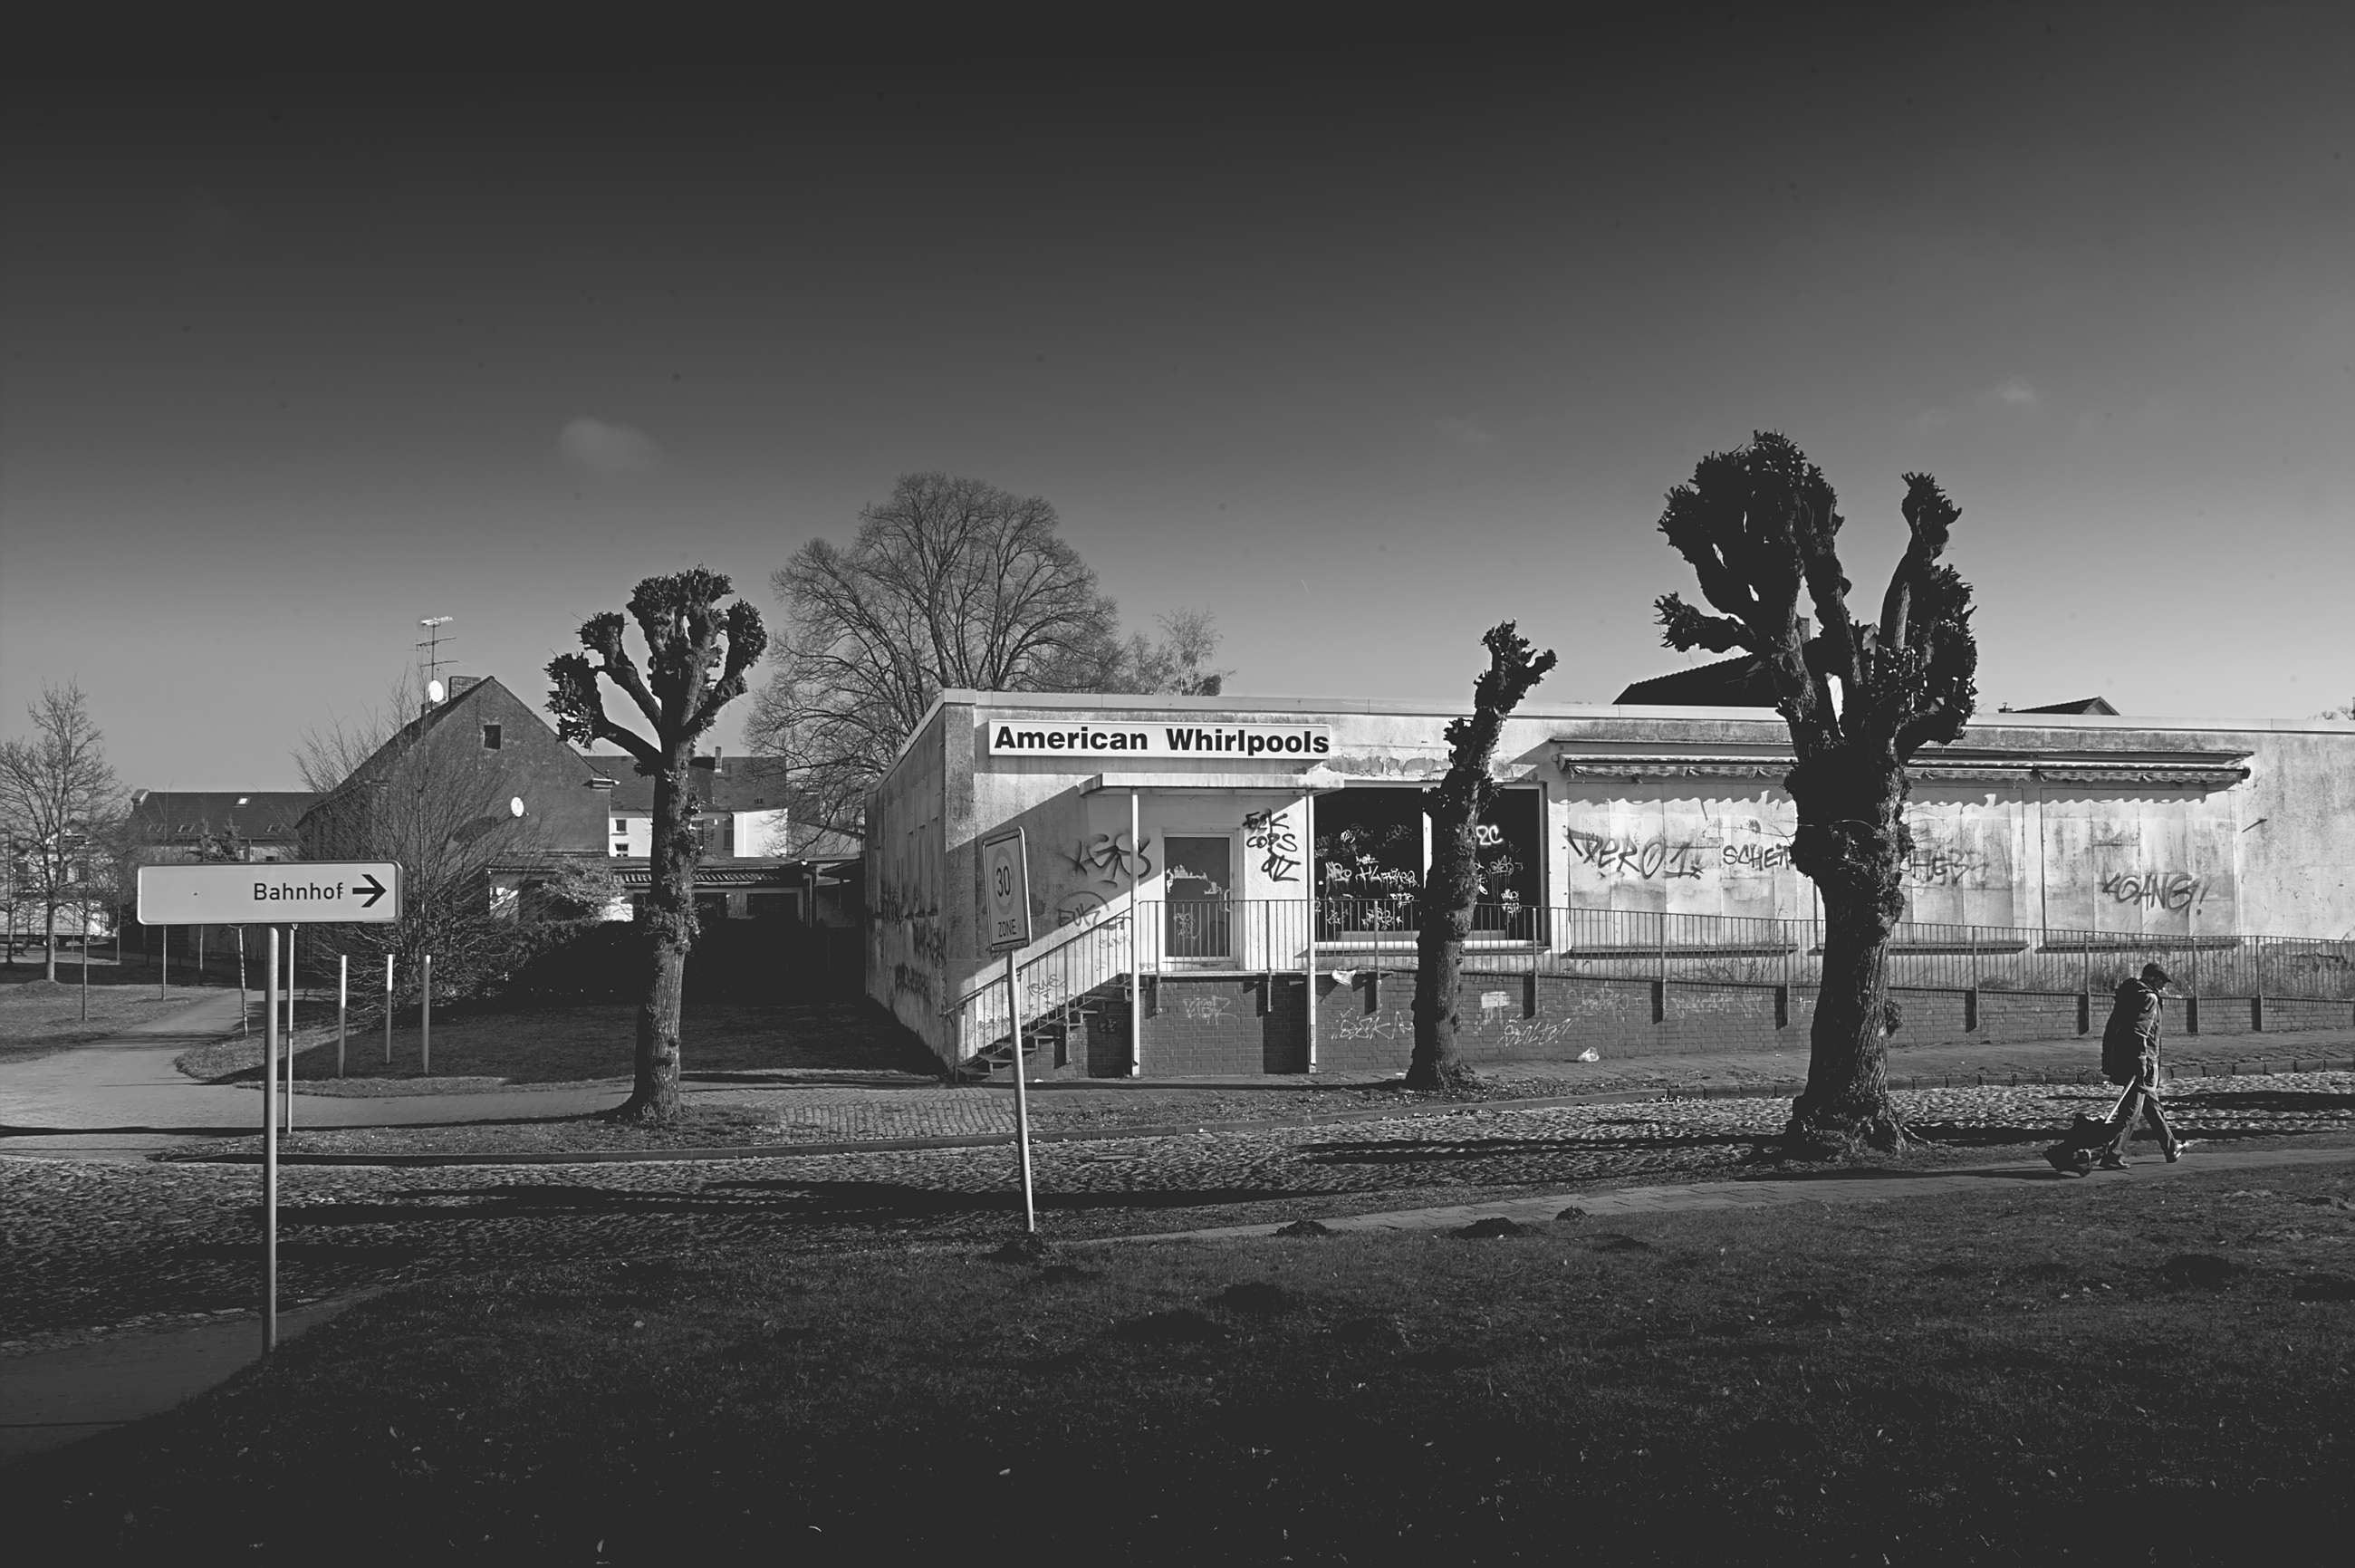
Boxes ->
[981,828,1033,953]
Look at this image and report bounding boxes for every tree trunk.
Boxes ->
[45,902,58,981]
[1406,811,1482,1092]
[612,751,698,1123]
[1784,748,1912,1153]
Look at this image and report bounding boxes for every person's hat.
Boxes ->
[2141,961,2173,988]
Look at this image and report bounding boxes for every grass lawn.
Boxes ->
[177,997,941,1088]
[9,1159,2350,1563]
[0,973,223,1063]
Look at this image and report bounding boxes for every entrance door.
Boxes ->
[1162,836,1233,959]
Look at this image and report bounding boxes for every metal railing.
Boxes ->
[940,899,2355,1066]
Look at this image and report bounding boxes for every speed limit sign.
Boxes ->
[981,828,1033,952]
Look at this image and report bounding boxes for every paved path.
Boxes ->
[0,994,626,1159]
[1110,1141,2355,1244]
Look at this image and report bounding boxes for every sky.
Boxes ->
[5,4,2350,792]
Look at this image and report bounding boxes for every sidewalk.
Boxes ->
[1103,1140,2355,1245]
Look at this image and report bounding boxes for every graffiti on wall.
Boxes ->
[1242,808,1302,882]
[1567,828,1706,881]
[1721,841,1793,873]
[1071,832,1155,888]
[2100,871,2206,911]
[1905,845,1990,888]
[890,963,934,1006]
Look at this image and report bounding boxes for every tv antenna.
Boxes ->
[417,616,456,706]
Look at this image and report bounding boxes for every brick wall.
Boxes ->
[1104,966,2351,1076]
[1126,974,1310,1076]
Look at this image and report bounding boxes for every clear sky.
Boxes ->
[5,5,2350,792]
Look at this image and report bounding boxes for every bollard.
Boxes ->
[384,953,394,1066]
[338,954,348,1078]
[421,953,432,1076]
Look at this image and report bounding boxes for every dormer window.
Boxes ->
[482,724,503,750]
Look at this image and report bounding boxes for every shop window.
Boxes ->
[1315,786,1541,939]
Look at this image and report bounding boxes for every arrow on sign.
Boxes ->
[355,873,389,909]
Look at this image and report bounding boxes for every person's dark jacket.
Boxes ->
[2100,979,2163,1087]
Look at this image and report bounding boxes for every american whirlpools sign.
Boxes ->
[985,721,1333,759]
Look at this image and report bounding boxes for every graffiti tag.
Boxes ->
[1905,846,1988,887]
[1721,841,1793,873]
[1072,832,1154,887]
[1567,828,1706,881]
[1242,808,1302,883]
[2100,871,2205,911]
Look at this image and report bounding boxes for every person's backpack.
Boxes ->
[2100,980,2148,1086]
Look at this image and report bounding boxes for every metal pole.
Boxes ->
[338,954,348,1077]
[1007,949,1036,1234]
[159,923,167,998]
[264,928,278,1355]
[383,953,394,1066]
[1303,788,1318,1073]
[1129,790,1142,1078]
[421,953,432,1075]
[236,927,248,1035]
[283,928,295,1134]
[2187,901,2199,1035]
[80,902,89,1020]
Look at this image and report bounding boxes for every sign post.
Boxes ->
[981,828,1037,1236]
[134,864,402,1358]
[264,928,278,1354]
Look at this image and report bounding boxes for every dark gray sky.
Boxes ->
[5,5,2350,790]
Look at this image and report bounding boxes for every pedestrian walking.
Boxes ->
[2098,961,2185,1169]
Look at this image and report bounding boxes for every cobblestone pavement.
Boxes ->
[6,1073,2351,1354]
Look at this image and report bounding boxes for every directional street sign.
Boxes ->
[138,862,402,925]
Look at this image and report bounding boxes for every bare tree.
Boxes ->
[548,568,766,1123]
[748,471,1226,839]
[1114,608,1233,697]
[1652,432,1978,1153]
[0,683,123,982]
[1406,623,1556,1092]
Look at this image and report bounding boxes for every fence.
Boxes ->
[941,899,2355,1069]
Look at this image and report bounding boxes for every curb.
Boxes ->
[168,1055,2355,1167]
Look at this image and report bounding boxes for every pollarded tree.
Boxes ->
[547,568,766,1123]
[1406,622,1556,1092]
[1653,432,1977,1153]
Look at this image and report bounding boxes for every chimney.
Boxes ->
[447,675,485,697]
